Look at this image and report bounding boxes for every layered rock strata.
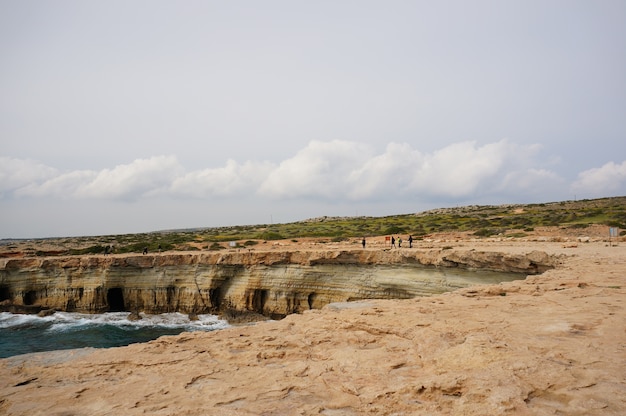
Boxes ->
[0,248,559,317]
[0,241,624,415]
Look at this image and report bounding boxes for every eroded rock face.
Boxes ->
[0,249,560,317]
[0,241,623,416]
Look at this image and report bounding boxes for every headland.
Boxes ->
[0,229,624,415]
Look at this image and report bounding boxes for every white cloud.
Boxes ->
[572,161,626,197]
[171,159,275,198]
[258,140,372,199]
[16,170,97,199]
[13,156,182,201]
[0,157,58,194]
[0,140,585,206]
[347,142,424,199]
[258,139,559,202]
[407,141,509,197]
[75,156,182,200]
[6,141,626,239]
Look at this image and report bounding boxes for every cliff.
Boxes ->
[1,241,624,415]
[0,248,559,317]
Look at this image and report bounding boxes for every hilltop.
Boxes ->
[1,196,624,258]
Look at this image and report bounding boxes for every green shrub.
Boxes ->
[474,228,496,237]
[257,231,284,241]
[208,242,224,251]
[384,226,404,235]
[69,245,107,255]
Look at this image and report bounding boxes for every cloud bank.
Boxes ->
[3,140,622,206]
[572,161,626,197]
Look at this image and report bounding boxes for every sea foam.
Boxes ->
[0,311,228,332]
[0,311,229,359]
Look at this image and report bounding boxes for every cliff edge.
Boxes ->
[0,240,624,415]
[0,247,558,317]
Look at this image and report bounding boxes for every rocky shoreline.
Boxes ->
[0,239,625,415]
[1,247,558,319]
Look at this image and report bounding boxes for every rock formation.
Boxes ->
[0,248,558,317]
[0,240,624,415]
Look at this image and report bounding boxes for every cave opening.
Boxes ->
[166,285,176,309]
[106,288,126,312]
[251,289,268,314]
[0,285,11,302]
[209,287,221,311]
[22,290,37,305]
[307,293,316,309]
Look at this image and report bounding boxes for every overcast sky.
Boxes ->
[1,1,625,238]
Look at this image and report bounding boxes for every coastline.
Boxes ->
[0,240,558,318]
[1,239,625,415]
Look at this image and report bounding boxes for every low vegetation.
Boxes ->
[6,196,625,255]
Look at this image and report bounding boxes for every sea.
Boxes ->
[0,311,229,359]
[0,268,525,359]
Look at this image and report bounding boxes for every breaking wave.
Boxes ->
[0,311,229,359]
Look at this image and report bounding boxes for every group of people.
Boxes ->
[360,235,415,249]
[390,235,413,248]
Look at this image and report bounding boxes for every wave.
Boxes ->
[0,311,230,359]
[0,311,229,332]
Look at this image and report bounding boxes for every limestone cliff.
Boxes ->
[1,242,623,415]
[0,248,560,317]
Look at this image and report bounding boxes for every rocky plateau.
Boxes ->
[0,247,556,318]
[0,233,624,415]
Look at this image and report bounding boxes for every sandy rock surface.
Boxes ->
[1,239,625,415]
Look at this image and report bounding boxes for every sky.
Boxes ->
[1,0,625,238]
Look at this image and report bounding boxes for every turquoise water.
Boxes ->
[0,312,228,359]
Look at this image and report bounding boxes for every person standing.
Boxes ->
[391,236,396,248]
[398,237,402,248]
[362,238,366,248]
[408,235,413,248]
